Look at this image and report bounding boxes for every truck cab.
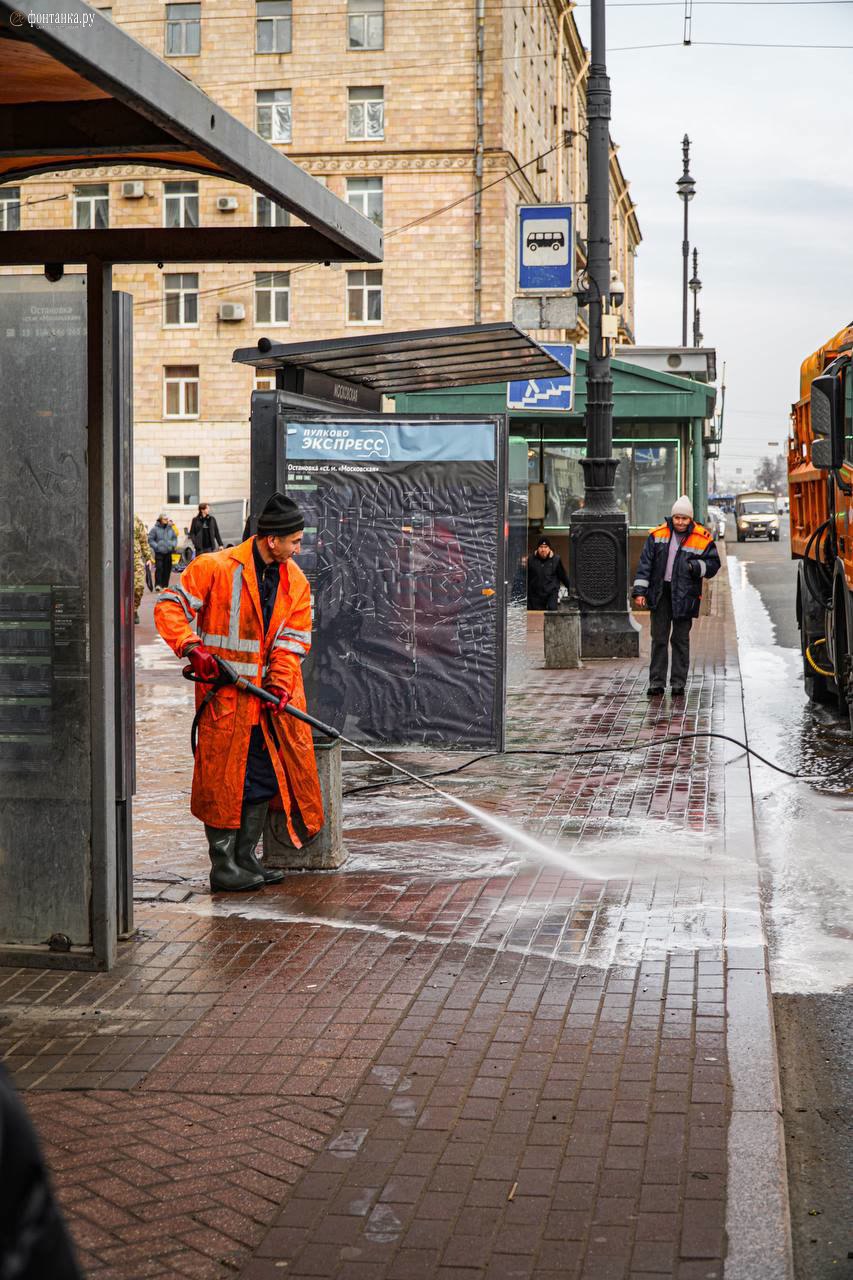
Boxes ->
[734,490,780,542]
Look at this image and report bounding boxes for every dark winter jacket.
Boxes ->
[148,520,177,556]
[527,549,570,609]
[632,518,720,620]
[188,513,222,554]
[0,1066,83,1279]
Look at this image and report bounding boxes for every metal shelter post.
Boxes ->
[87,258,118,969]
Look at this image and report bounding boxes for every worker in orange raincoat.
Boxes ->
[154,492,324,892]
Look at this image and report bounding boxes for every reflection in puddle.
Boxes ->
[729,555,853,994]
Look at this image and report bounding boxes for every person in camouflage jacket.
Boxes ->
[134,516,153,623]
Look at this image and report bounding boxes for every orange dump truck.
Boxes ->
[789,323,853,717]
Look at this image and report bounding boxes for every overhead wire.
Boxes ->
[130,134,574,312]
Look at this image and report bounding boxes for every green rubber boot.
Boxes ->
[205,825,264,892]
[234,802,285,884]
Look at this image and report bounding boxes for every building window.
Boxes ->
[165,3,200,56]
[163,273,199,327]
[164,365,200,418]
[165,455,200,505]
[347,268,382,322]
[0,187,20,231]
[256,89,292,143]
[254,271,290,325]
[256,0,291,52]
[347,86,384,140]
[348,0,383,49]
[346,176,383,227]
[164,180,199,228]
[74,183,109,229]
[255,194,290,227]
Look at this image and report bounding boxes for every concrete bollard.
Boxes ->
[263,738,347,870]
[543,605,582,669]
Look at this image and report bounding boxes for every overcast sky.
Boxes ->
[575,0,853,489]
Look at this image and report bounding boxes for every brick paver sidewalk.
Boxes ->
[0,567,777,1279]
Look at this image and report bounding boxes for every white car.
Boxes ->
[707,505,727,540]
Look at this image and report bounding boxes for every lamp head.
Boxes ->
[676,172,696,202]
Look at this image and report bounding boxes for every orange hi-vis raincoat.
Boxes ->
[154,537,324,839]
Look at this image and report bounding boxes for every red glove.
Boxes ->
[185,644,219,682]
[266,685,291,713]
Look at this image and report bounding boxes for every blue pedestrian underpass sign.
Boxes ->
[518,204,573,293]
[507,344,575,412]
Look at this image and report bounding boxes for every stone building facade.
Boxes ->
[0,0,641,528]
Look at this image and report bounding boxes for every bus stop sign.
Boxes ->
[518,204,573,293]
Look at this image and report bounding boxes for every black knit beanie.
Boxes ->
[256,492,305,536]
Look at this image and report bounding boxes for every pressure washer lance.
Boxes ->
[182,655,470,801]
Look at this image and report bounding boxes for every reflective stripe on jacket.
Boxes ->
[154,537,323,838]
[632,518,721,620]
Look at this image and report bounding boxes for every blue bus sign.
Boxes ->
[518,204,573,293]
[507,344,575,412]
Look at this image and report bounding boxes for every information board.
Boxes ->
[280,417,506,749]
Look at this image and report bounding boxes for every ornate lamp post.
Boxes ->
[689,247,702,347]
[569,0,639,658]
[676,136,696,347]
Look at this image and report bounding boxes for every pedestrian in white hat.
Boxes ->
[631,495,720,698]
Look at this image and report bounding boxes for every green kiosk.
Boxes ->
[395,348,718,576]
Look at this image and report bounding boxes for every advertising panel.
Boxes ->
[279,416,506,749]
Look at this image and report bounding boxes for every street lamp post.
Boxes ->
[689,247,702,347]
[569,0,639,658]
[676,135,696,347]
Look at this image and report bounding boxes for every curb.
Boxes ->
[720,562,794,1280]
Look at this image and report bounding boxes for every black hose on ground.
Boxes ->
[340,730,837,797]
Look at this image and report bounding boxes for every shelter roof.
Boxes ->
[0,0,380,262]
[232,324,572,394]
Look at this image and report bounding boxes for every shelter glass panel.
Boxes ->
[0,275,92,944]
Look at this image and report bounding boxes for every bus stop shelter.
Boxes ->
[0,0,380,970]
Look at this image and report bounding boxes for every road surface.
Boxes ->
[727,517,852,1279]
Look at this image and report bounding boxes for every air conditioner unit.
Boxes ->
[121,181,145,198]
[216,195,239,212]
[218,302,245,322]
